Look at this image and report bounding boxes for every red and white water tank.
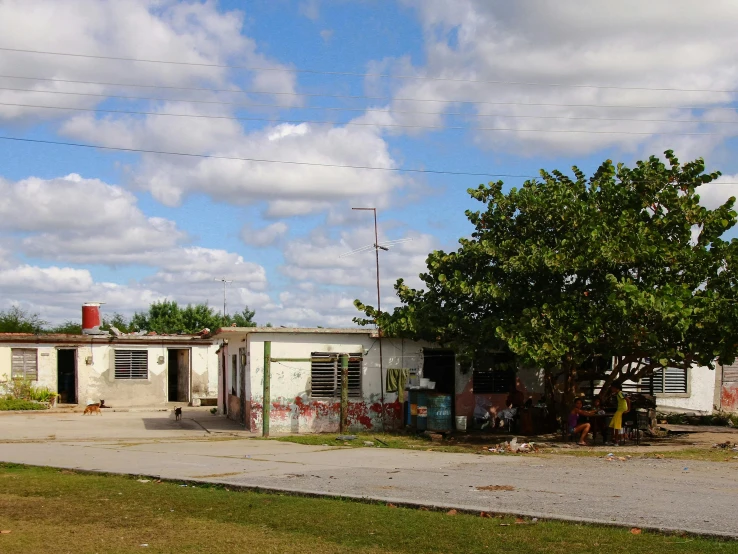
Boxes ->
[82,302,104,334]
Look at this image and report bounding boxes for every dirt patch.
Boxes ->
[193,472,242,478]
[476,485,515,491]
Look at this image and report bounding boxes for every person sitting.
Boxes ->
[474,399,497,430]
[569,398,596,446]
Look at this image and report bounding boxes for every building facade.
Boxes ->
[0,333,218,407]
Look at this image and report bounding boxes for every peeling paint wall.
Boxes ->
[454,366,544,422]
[222,333,431,434]
[0,341,218,407]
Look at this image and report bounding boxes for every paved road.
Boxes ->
[1,412,737,538]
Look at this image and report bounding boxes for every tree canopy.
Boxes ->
[1,301,257,335]
[355,152,738,401]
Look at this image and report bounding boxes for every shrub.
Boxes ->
[0,398,48,411]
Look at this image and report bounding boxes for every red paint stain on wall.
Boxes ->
[721,384,738,412]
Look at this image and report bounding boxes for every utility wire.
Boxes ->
[2,135,737,185]
[0,135,536,178]
[2,86,738,125]
[2,46,738,94]
[2,74,737,112]
[0,101,728,135]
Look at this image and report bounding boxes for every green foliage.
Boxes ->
[0,398,48,410]
[131,300,257,334]
[224,307,257,328]
[357,151,738,399]
[101,312,136,333]
[51,320,83,334]
[0,306,46,333]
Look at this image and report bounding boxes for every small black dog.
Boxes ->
[174,406,182,421]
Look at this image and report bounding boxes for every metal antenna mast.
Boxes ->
[214,278,233,324]
[345,208,412,430]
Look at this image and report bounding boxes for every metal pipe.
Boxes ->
[340,353,349,433]
[263,341,271,437]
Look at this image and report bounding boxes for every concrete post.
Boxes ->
[263,341,271,437]
[340,353,349,433]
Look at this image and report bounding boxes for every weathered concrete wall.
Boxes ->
[0,342,218,407]
[455,366,544,421]
[232,334,429,434]
[0,345,58,392]
[190,344,218,400]
[654,365,715,415]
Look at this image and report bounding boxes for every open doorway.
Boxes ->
[168,349,190,402]
[422,349,456,395]
[57,349,77,404]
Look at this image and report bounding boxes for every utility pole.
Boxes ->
[214,278,233,325]
[351,207,386,430]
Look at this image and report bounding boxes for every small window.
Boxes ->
[643,367,688,394]
[11,348,38,380]
[310,353,362,399]
[473,367,515,394]
[114,350,148,380]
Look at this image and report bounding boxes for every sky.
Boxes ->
[2,0,738,328]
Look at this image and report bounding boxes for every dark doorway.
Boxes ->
[422,349,456,395]
[168,349,190,402]
[57,349,77,404]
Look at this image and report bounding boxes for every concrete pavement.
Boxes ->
[1,411,737,538]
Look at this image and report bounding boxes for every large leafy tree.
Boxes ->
[131,300,257,334]
[356,152,738,406]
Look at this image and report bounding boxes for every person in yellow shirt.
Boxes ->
[607,384,631,446]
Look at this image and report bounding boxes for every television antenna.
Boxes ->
[343,207,412,430]
[214,277,233,324]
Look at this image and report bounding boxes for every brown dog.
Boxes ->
[83,402,102,415]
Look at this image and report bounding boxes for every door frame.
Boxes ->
[167,347,192,404]
[56,348,78,404]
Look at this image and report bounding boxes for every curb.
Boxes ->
[12,462,737,542]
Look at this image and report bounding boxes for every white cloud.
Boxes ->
[62,115,406,214]
[374,0,738,156]
[0,0,300,122]
[299,0,320,21]
[0,173,188,262]
[697,174,738,210]
[241,222,289,247]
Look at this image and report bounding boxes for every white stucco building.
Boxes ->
[0,333,218,407]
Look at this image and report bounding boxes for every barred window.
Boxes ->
[473,367,515,394]
[310,353,362,398]
[643,367,688,394]
[114,350,148,380]
[11,348,38,380]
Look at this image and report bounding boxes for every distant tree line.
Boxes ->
[0,300,265,335]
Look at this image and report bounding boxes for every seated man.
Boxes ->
[474,398,497,430]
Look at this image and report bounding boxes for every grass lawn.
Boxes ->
[548,447,738,463]
[1,464,735,553]
[271,433,738,462]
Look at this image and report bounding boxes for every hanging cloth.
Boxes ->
[386,368,409,404]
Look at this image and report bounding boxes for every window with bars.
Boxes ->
[114,350,149,380]
[643,367,688,394]
[473,367,516,394]
[310,353,362,399]
[11,348,38,380]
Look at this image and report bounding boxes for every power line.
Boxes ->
[0,101,728,135]
[2,135,737,185]
[2,74,738,112]
[2,46,738,94]
[0,135,536,177]
[3,86,738,125]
